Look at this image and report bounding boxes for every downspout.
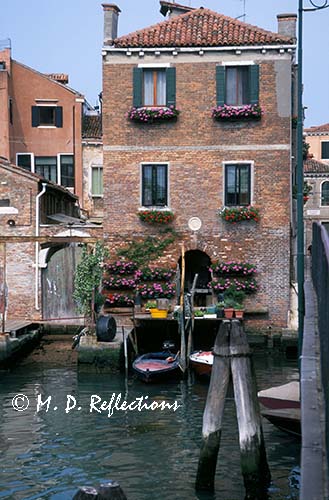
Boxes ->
[35,183,47,311]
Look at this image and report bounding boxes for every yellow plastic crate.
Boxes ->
[150,308,168,319]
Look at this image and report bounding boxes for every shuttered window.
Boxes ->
[321,181,329,206]
[91,165,103,196]
[216,65,259,106]
[225,164,251,206]
[31,106,63,127]
[133,67,176,108]
[142,164,168,207]
[321,142,329,160]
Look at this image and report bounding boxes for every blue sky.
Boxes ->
[1,0,328,126]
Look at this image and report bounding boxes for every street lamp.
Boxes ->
[296,0,329,356]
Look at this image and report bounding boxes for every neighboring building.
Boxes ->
[82,114,103,222]
[0,159,102,323]
[305,123,329,163]
[101,2,297,329]
[304,157,329,250]
[0,43,84,199]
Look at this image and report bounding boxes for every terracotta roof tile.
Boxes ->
[114,7,293,48]
[305,123,329,135]
[82,115,102,139]
[304,158,329,173]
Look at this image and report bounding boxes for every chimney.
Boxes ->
[102,4,121,45]
[277,13,297,39]
[160,1,194,18]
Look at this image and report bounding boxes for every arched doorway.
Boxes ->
[178,250,211,305]
[42,244,83,321]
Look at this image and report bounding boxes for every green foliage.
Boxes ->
[117,232,176,267]
[224,287,246,308]
[303,139,310,160]
[73,242,109,318]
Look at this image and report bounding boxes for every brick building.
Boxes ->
[101,2,297,329]
[0,43,84,199]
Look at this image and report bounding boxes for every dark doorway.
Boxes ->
[178,250,211,305]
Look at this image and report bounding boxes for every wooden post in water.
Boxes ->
[195,320,231,491]
[179,244,187,373]
[230,320,271,498]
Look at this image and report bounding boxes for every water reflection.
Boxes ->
[0,351,300,500]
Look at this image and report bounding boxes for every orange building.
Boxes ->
[0,43,84,199]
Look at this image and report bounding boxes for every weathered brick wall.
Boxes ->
[82,142,103,218]
[101,53,292,329]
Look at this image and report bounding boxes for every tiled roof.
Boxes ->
[82,115,102,139]
[305,123,329,135]
[304,158,329,173]
[114,7,293,48]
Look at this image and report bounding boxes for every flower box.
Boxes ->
[150,308,168,319]
[127,106,180,123]
[138,210,174,225]
[212,104,263,121]
[219,206,260,223]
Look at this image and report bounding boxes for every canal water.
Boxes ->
[0,336,300,500]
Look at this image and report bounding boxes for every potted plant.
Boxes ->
[194,309,205,318]
[145,300,157,312]
[223,297,235,319]
[234,303,245,319]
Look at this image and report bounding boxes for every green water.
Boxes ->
[0,349,300,499]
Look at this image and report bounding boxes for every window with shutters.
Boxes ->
[321,141,329,160]
[31,106,63,127]
[133,67,176,109]
[216,65,259,107]
[224,163,251,206]
[321,181,329,206]
[91,164,103,197]
[141,164,168,207]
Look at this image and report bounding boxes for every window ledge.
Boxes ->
[37,125,57,129]
[138,207,171,211]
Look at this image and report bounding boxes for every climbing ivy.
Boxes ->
[73,242,109,319]
[117,231,176,267]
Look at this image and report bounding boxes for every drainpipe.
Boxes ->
[35,183,47,311]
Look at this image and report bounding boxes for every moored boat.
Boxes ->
[189,350,213,378]
[258,381,301,437]
[133,348,181,383]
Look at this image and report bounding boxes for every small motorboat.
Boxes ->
[258,381,301,437]
[189,350,213,379]
[133,342,181,383]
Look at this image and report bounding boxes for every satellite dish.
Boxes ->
[188,217,202,231]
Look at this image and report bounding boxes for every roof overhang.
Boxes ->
[103,44,296,55]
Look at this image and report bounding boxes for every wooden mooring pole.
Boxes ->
[195,320,231,491]
[196,320,271,498]
[230,320,271,498]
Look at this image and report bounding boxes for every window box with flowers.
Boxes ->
[212,104,263,121]
[219,206,260,223]
[138,210,174,225]
[104,293,135,308]
[210,261,257,276]
[137,282,176,300]
[126,106,180,124]
[209,277,258,294]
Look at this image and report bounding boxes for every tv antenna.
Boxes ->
[235,0,246,22]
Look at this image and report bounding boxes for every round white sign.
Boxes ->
[188,217,202,231]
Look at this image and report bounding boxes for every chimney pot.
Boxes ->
[277,13,297,39]
[102,3,121,45]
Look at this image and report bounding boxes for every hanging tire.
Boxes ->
[96,315,117,342]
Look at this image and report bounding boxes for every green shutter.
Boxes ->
[55,106,63,127]
[216,66,226,106]
[133,67,143,107]
[166,67,176,107]
[249,65,259,105]
[31,106,39,127]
